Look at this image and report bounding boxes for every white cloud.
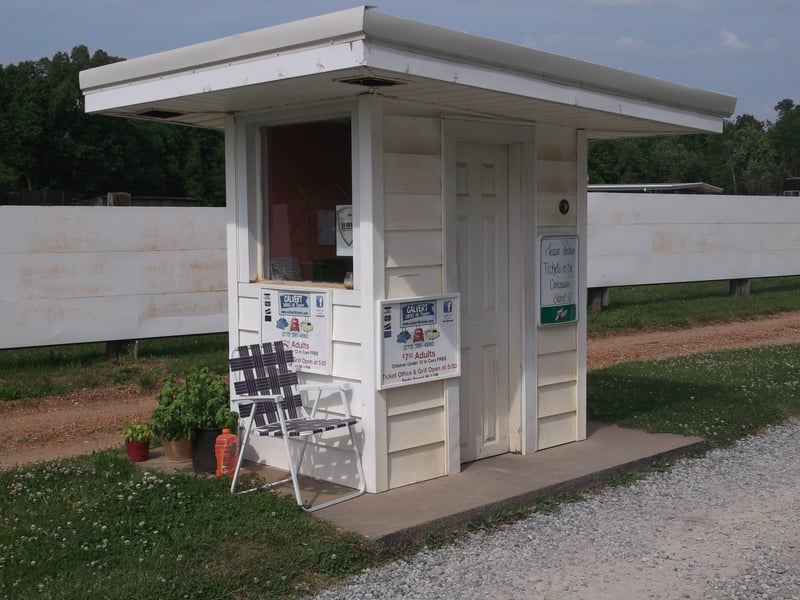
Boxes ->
[719,28,753,52]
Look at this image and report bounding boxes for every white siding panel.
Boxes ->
[386,265,443,298]
[536,323,577,355]
[332,304,361,343]
[385,230,443,267]
[384,116,441,155]
[238,296,261,333]
[538,192,578,227]
[237,330,260,346]
[537,350,578,387]
[538,382,577,418]
[386,380,445,417]
[538,413,576,450]
[387,442,446,489]
[384,154,442,194]
[330,341,363,380]
[537,125,577,160]
[387,407,444,453]
[385,194,442,230]
[537,160,576,194]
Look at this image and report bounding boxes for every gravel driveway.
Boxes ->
[316,419,800,599]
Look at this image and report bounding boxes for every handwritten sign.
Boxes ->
[379,295,460,389]
[539,235,579,325]
[261,287,332,374]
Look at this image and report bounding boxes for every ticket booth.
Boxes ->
[80,7,735,494]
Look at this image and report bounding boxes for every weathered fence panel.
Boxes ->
[587,193,800,287]
[2,194,799,349]
[0,206,227,349]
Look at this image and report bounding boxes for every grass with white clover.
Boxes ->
[0,452,375,599]
[588,343,800,447]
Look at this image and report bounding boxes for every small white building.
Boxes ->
[80,7,735,494]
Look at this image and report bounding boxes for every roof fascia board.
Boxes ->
[83,41,368,114]
[363,42,724,133]
[80,6,369,91]
[363,10,735,119]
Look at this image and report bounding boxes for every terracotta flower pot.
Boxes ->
[125,441,150,462]
[162,438,192,462]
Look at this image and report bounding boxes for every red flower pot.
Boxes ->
[125,441,150,462]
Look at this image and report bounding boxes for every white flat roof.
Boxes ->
[80,6,736,136]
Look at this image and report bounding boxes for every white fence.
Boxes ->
[0,206,227,349]
[587,193,800,287]
[2,194,799,349]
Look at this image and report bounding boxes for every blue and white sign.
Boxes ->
[261,287,332,374]
[378,294,460,389]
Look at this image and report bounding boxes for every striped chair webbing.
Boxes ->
[230,342,301,426]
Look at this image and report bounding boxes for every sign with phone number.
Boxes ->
[378,294,460,389]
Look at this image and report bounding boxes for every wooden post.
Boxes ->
[729,279,751,297]
[587,287,608,312]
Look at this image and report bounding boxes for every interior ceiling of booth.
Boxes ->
[81,7,736,138]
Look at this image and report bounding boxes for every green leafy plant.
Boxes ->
[151,375,196,441]
[122,420,153,443]
[152,367,238,439]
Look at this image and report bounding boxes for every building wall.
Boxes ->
[382,102,448,489]
[534,125,583,450]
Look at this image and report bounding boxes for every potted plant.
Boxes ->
[151,375,195,462]
[123,421,152,462]
[154,367,238,473]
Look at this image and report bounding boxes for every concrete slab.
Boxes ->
[315,422,705,547]
[140,422,704,548]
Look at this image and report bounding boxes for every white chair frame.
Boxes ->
[228,342,366,511]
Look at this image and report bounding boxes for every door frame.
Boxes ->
[442,119,537,474]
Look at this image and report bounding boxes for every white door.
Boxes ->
[457,142,510,462]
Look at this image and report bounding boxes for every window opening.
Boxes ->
[264,119,353,284]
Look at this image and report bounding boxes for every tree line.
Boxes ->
[1,47,798,203]
[0,47,224,205]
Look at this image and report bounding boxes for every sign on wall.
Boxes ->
[539,235,579,325]
[378,294,460,389]
[261,287,332,374]
[336,205,353,256]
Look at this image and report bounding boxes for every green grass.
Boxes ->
[588,276,800,334]
[0,334,228,401]
[588,342,800,447]
[0,452,376,599]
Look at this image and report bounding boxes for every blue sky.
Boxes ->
[1,0,797,122]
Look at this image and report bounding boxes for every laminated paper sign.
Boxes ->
[539,235,579,325]
[336,205,353,256]
[379,294,460,389]
[261,287,332,374]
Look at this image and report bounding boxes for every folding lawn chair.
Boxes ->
[228,341,366,511]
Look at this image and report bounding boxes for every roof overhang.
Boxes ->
[79,6,736,137]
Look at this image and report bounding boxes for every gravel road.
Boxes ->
[316,419,800,599]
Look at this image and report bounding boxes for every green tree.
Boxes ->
[0,47,225,204]
[770,99,800,178]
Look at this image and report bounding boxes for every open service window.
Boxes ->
[262,118,353,285]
